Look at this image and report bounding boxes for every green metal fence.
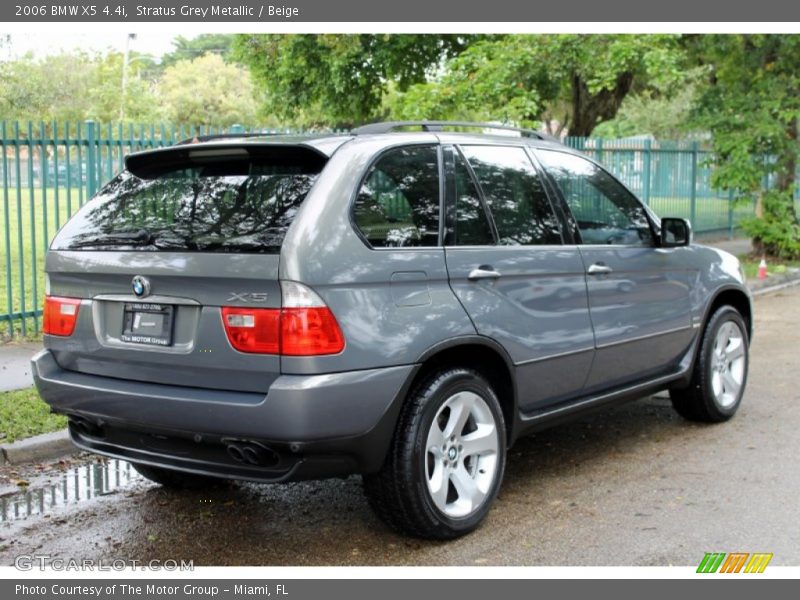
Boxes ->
[562,137,755,234]
[0,120,291,338]
[0,123,759,338]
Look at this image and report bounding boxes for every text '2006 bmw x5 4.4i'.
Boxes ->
[33,121,752,539]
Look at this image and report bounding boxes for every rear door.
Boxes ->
[46,144,326,393]
[443,144,595,412]
[534,149,695,391]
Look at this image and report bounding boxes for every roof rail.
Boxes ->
[351,120,549,139]
[174,132,282,146]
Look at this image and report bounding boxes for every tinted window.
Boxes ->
[537,150,654,246]
[354,146,441,248]
[52,148,324,253]
[454,150,493,245]
[461,145,561,245]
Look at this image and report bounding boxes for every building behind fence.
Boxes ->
[0,121,761,337]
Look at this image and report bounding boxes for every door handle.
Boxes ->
[587,263,613,275]
[468,267,502,281]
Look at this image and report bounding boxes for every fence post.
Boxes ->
[85,120,97,199]
[689,141,698,227]
[642,139,652,205]
[728,189,735,239]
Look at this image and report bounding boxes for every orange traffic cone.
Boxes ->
[758,257,768,280]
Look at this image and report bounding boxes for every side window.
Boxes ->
[536,150,654,246]
[454,150,494,245]
[461,145,562,246]
[354,145,440,248]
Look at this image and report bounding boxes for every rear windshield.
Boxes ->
[51,146,326,254]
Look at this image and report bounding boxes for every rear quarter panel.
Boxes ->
[280,136,477,375]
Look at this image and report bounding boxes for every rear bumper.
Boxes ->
[32,350,415,482]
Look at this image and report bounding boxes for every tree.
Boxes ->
[158,53,257,127]
[592,67,705,139]
[0,51,159,125]
[232,34,483,128]
[690,35,800,257]
[160,34,236,69]
[390,35,684,137]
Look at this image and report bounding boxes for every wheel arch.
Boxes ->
[412,336,518,444]
[704,286,753,341]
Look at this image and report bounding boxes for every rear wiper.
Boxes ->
[69,229,153,248]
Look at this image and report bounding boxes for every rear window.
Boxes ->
[51,146,326,254]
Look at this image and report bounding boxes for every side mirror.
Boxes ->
[660,217,692,247]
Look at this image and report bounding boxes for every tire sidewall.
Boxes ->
[699,307,749,420]
[410,369,507,535]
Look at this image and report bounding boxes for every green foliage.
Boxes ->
[593,68,706,139]
[232,34,483,127]
[389,35,685,136]
[740,192,800,258]
[690,35,800,257]
[160,34,236,69]
[0,51,159,125]
[158,53,257,127]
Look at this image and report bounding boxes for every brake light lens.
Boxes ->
[221,281,345,356]
[280,307,345,356]
[221,307,280,354]
[43,295,81,336]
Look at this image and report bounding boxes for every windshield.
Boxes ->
[51,148,325,253]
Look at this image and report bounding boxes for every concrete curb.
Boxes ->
[750,274,800,297]
[1,429,75,465]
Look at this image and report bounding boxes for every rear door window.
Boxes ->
[453,149,494,246]
[51,146,326,254]
[461,145,562,245]
[353,145,441,248]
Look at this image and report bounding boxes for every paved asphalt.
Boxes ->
[0,286,798,566]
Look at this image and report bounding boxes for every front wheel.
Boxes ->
[364,367,506,539]
[670,305,749,422]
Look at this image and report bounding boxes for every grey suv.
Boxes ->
[33,121,752,539]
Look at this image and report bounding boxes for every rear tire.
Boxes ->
[132,463,225,490]
[363,367,506,540]
[670,305,749,422]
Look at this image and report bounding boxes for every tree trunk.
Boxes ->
[568,71,635,137]
[776,115,798,224]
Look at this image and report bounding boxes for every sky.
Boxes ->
[2,32,181,61]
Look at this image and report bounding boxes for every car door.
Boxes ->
[534,148,695,392]
[443,144,595,412]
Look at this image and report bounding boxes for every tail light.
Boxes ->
[221,281,345,356]
[43,295,81,336]
[221,307,281,354]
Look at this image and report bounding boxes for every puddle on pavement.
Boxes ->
[0,459,140,523]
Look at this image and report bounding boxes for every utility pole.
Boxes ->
[120,33,137,121]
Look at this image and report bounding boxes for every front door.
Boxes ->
[534,149,695,392]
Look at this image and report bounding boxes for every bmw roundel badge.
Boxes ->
[132,275,151,298]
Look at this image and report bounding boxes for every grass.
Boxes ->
[0,186,84,338]
[0,386,67,443]
[739,256,800,280]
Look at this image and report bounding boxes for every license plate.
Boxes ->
[121,303,174,346]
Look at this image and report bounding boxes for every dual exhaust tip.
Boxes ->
[224,440,280,467]
[70,418,279,469]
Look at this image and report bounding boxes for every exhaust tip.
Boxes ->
[70,417,103,438]
[226,443,246,464]
[223,440,280,467]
